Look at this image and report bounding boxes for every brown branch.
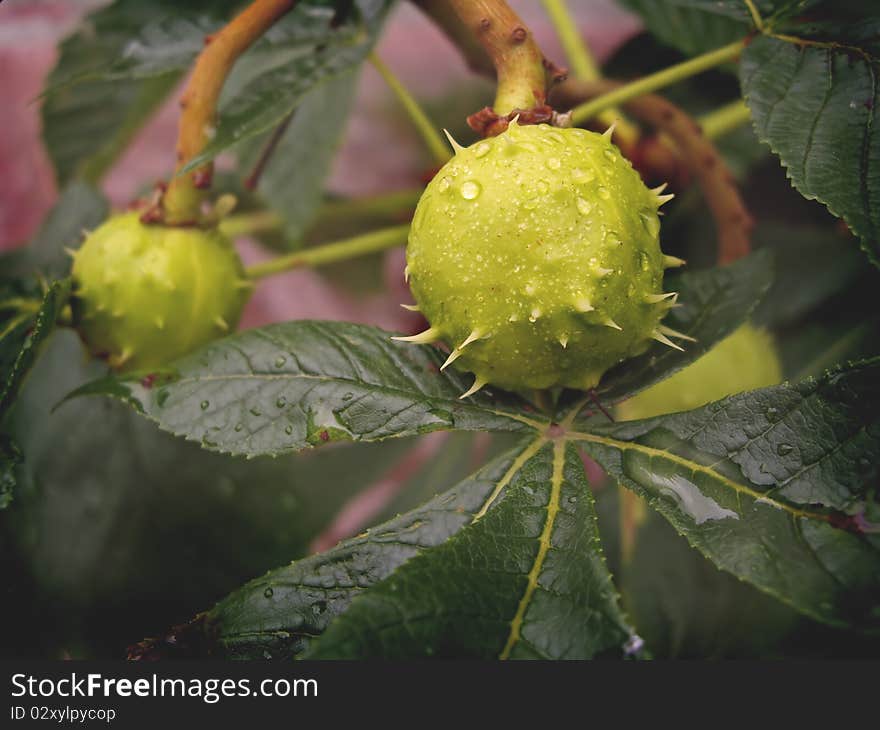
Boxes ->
[445,0,567,137]
[243,110,295,191]
[553,79,753,264]
[147,0,297,225]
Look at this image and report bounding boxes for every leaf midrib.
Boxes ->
[136,371,547,431]
[568,430,835,524]
[498,438,565,660]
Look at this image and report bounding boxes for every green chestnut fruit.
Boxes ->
[70,212,251,372]
[401,120,685,397]
[616,323,783,421]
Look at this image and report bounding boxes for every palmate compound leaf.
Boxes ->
[740,34,880,265]
[200,438,635,660]
[69,321,543,458]
[575,358,880,631]
[74,251,774,458]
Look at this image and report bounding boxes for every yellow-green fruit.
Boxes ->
[71,212,250,372]
[404,121,681,395]
[617,323,783,421]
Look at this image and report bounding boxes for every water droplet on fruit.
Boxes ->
[284,425,293,435]
[460,181,481,200]
[546,157,561,170]
[572,167,595,184]
[598,186,610,200]
[604,149,616,162]
[200,400,209,410]
[275,356,286,368]
[276,397,286,408]
[438,176,451,192]
[777,443,793,456]
[473,142,491,158]
[264,587,274,598]
[577,197,593,215]
[537,180,549,194]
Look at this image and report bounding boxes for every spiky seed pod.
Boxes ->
[403,120,681,395]
[71,212,251,372]
[616,323,782,421]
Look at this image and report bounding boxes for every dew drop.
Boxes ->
[537,180,549,194]
[604,149,616,162]
[276,396,286,408]
[264,587,274,599]
[250,406,262,417]
[572,167,595,184]
[546,157,561,170]
[460,180,481,200]
[234,423,243,432]
[284,425,293,435]
[473,142,491,158]
[577,197,593,216]
[598,186,611,200]
[274,356,287,368]
[437,176,451,192]
[777,443,793,456]
[200,400,209,410]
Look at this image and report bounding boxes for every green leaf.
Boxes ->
[611,494,802,657]
[71,321,540,458]
[0,280,71,420]
[591,249,774,405]
[41,1,240,184]
[303,440,634,659]
[740,35,880,264]
[618,0,778,56]
[1,331,420,656]
[200,441,539,659]
[184,0,396,170]
[576,359,880,631]
[10,182,108,281]
[239,71,359,245]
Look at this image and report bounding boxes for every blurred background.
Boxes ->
[1,0,878,659]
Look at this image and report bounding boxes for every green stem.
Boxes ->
[540,0,638,146]
[220,189,422,239]
[540,0,600,80]
[370,53,451,166]
[245,224,410,280]
[316,189,422,221]
[698,99,752,140]
[569,39,746,126]
[219,210,283,238]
